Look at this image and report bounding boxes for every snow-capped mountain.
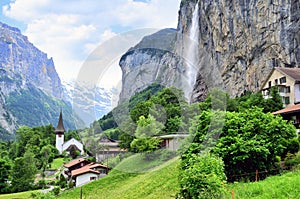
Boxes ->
[62,78,119,127]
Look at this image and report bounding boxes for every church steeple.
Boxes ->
[55,110,65,134]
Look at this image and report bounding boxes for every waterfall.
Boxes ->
[184,3,199,102]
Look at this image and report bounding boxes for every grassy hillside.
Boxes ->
[0,190,39,199]
[1,155,299,199]
[58,156,180,199]
[225,170,300,199]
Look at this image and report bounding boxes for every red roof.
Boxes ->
[71,166,100,177]
[64,158,87,168]
[71,163,108,177]
[273,103,300,115]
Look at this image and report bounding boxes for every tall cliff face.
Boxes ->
[119,28,186,102]
[119,0,300,103]
[0,22,63,98]
[0,22,82,140]
[177,0,300,99]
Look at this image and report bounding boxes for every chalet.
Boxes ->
[156,134,189,151]
[96,135,126,162]
[54,111,84,155]
[71,163,108,187]
[64,158,90,172]
[261,67,300,107]
[273,103,300,135]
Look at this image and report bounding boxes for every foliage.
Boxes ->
[284,152,300,169]
[11,150,37,192]
[51,186,60,196]
[177,154,226,199]
[184,108,297,182]
[56,174,67,188]
[130,138,161,157]
[0,157,12,193]
[5,85,80,132]
[264,86,283,113]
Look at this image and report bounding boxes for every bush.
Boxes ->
[36,179,47,189]
[56,174,67,188]
[284,152,300,170]
[68,180,74,189]
[51,186,60,196]
[177,154,226,199]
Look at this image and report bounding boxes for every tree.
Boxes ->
[130,115,163,156]
[177,154,226,199]
[0,157,12,193]
[264,86,283,112]
[185,108,297,182]
[11,151,37,192]
[135,115,164,138]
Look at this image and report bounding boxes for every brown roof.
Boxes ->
[64,158,87,168]
[55,110,65,134]
[273,103,300,115]
[71,166,100,177]
[71,163,107,177]
[276,67,300,81]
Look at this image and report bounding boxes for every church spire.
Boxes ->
[55,109,65,134]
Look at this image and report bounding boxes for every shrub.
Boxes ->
[177,154,226,199]
[284,152,300,170]
[51,186,60,196]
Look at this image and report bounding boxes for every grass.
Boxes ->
[1,155,300,199]
[225,170,300,198]
[0,190,39,199]
[58,155,180,199]
[50,158,64,170]
[113,152,172,173]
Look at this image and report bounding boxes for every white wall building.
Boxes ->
[54,111,84,155]
[261,67,300,107]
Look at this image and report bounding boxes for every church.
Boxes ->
[54,111,84,155]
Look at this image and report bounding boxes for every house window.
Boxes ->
[90,176,96,181]
[268,81,272,88]
[284,97,290,104]
[279,87,285,93]
[280,77,286,84]
[275,79,278,85]
[286,86,291,93]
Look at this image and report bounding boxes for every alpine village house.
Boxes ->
[261,67,300,135]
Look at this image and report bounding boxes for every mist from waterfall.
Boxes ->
[184,3,199,102]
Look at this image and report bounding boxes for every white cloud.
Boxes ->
[2,0,181,88]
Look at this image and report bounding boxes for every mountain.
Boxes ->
[119,28,188,102]
[119,0,300,103]
[177,0,300,101]
[0,22,82,140]
[62,79,114,126]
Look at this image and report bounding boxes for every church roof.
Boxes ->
[55,110,65,134]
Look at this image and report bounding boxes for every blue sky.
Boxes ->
[0,0,181,88]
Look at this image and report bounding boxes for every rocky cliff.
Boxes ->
[119,28,187,102]
[0,22,63,98]
[177,0,300,100]
[119,0,300,103]
[0,22,81,139]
